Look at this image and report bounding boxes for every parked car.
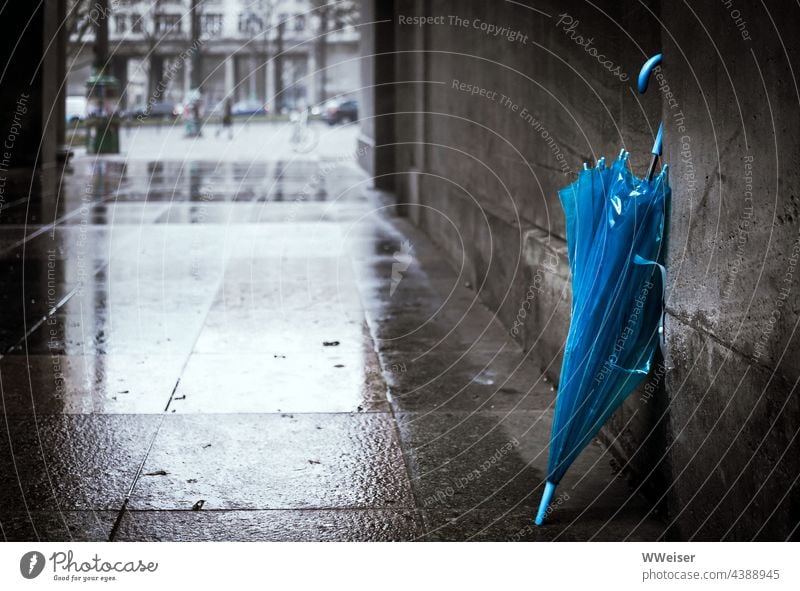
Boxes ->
[231,100,267,117]
[65,96,87,123]
[124,102,179,120]
[322,99,358,125]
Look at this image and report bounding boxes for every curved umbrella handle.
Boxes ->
[638,53,664,179]
[638,53,663,93]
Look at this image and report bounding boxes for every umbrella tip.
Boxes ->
[535,481,557,526]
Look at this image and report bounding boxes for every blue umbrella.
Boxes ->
[535,55,669,525]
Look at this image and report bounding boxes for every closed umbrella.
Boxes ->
[535,54,669,525]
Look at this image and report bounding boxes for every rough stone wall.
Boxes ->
[367,0,800,539]
[659,1,800,541]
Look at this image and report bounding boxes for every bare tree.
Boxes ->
[66,0,94,46]
[190,0,202,90]
[93,0,109,68]
[247,0,280,105]
[135,1,167,100]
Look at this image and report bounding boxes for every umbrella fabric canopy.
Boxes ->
[535,150,669,525]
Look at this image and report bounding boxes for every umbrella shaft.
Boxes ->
[646,154,659,181]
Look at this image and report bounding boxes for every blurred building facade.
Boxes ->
[66,0,360,113]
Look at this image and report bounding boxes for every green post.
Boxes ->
[85,0,120,154]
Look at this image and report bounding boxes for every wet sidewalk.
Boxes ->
[0,154,666,541]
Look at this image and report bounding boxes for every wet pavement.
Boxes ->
[0,137,667,541]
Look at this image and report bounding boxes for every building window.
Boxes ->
[201,13,223,36]
[155,14,182,35]
[294,14,305,31]
[238,13,264,34]
[114,15,127,34]
[130,13,143,33]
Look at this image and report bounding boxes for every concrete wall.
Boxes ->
[357,0,395,187]
[367,0,799,540]
[659,1,800,541]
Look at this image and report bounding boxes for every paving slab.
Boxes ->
[115,509,423,542]
[0,354,183,414]
[0,511,116,542]
[381,348,554,412]
[19,312,203,356]
[0,415,161,512]
[170,349,388,413]
[396,410,665,538]
[128,413,414,511]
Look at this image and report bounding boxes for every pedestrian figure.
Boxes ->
[217,97,233,139]
[191,101,202,137]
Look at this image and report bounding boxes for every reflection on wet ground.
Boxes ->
[0,156,666,541]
